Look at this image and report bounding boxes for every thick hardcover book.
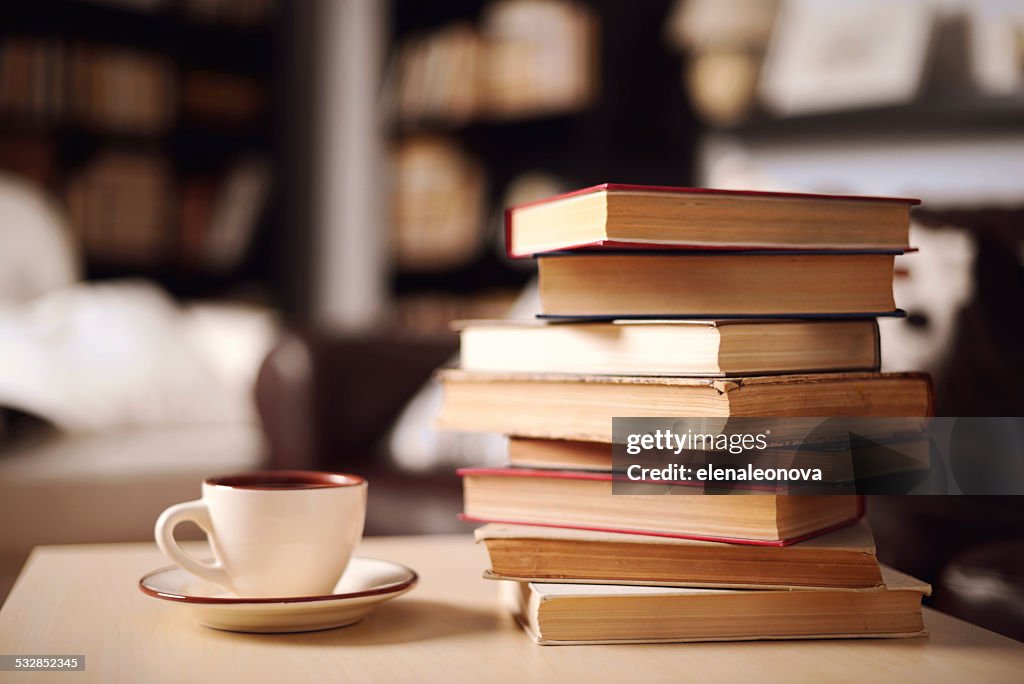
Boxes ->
[437,370,934,443]
[535,251,899,317]
[504,565,930,645]
[505,437,931,478]
[458,467,864,545]
[505,183,918,257]
[476,518,883,589]
[456,318,881,377]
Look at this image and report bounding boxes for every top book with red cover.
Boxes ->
[504,183,919,258]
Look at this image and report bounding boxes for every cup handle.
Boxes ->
[154,500,234,593]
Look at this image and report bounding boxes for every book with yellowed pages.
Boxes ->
[503,565,930,645]
[536,252,899,318]
[506,437,931,477]
[508,438,612,470]
[437,370,934,443]
[459,468,862,545]
[457,319,881,376]
[505,184,917,257]
[476,518,883,589]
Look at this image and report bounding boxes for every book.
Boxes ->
[482,0,598,119]
[509,438,611,470]
[477,518,883,589]
[201,157,271,272]
[536,252,898,317]
[457,319,880,376]
[437,370,934,443]
[395,23,482,125]
[182,70,265,125]
[504,565,929,645]
[65,152,174,265]
[458,468,862,544]
[505,436,931,478]
[505,184,917,257]
[68,45,174,134]
[392,136,485,270]
[0,38,65,122]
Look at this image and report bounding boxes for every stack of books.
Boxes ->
[438,184,935,645]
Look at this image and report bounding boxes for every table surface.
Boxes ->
[1,535,1022,684]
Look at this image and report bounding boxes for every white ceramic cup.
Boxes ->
[155,471,367,598]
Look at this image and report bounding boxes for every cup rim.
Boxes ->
[205,470,365,490]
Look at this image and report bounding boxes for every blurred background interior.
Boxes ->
[0,0,1022,639]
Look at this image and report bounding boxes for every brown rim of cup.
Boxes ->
[205,470,365,490]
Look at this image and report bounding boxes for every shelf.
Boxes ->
[717,94,1024,139]
[393,109,590,138]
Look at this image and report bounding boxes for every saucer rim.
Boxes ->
[138,556,418,605]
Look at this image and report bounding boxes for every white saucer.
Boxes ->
[139,556,417,633]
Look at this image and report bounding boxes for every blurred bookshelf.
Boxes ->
[0,0,293,307]
[385,0,699,337]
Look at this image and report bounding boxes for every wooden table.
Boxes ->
[1,536,1022,683]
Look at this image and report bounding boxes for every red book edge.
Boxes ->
[457,467,866,547]
[503,183,922,259]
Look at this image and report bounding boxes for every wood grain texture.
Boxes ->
[1,536,1022,684]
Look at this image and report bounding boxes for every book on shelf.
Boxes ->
[201,157,271,272]
[391,0,597,126]
[68,45,175,134]
[437,370,934,443]
[536,251,899,318]
[0,38,65,122]
[505,183,917,257]
[481,0,598,119]
[181,70,265,125]
[180,176,218,265]
[457,318,881,376]
[66,151,174,265]
[391,136,485,270]
[503,565,929,645]
[477,518,883,589]
[459,467,862,545]
[395,23,482,124]
[179,157,270,271]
